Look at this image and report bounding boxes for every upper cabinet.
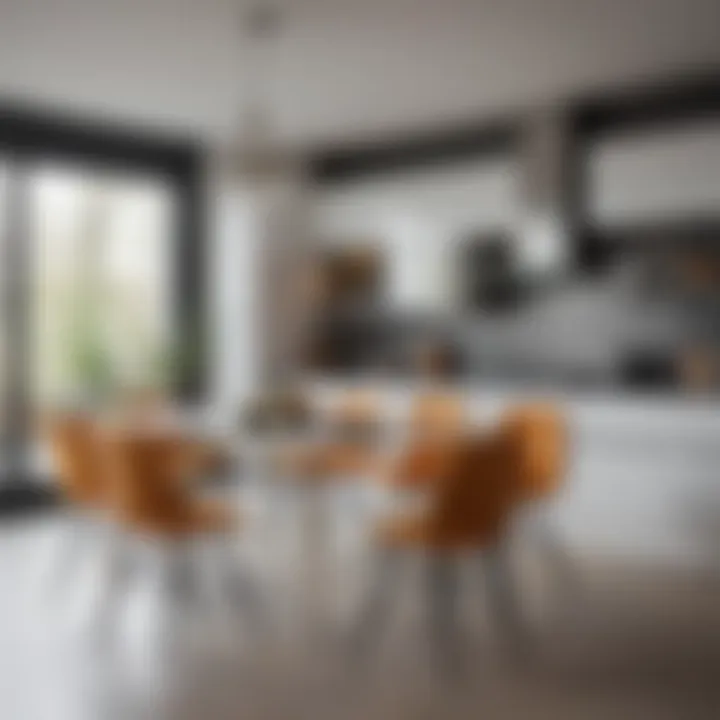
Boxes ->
[588,120,720,227]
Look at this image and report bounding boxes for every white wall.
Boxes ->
[208,183,261,416]
[209,171,315,412]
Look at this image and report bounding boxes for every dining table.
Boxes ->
[175,404,437,636]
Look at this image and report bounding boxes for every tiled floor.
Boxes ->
[2,486,720,720]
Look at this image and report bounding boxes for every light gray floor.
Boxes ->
[2,487,720,720]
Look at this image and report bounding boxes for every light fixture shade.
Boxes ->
[216,4,302,185]
[217,109,300,185]
[516,210,568,279]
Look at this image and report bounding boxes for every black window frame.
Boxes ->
[0,101,207,515]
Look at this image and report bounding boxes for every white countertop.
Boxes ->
[303,376,720,439]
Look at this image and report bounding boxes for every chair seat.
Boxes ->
[374,428,522,552]
[123,500,241,537]
[376,512,430,547]
[382,440,457,489]
[376,511,505,551]
[192,499,241,534]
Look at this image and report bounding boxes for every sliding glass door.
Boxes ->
[28,163,177,475]
[30,165,175,398]
[0,108,203,510]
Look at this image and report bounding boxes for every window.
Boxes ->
[0,108,203,507]
[30,165,176,404]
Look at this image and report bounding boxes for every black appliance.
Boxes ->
[462,234,526,312]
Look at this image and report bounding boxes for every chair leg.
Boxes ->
[425,552,463,677]
[84,522,134,634]
[214,534,268,630]
[167,539,201,606]
[534,515,580,601]
[192,536,237,623]
[347,546,404,663]
[123,538,193,655]
[35,511,90,601]
[482,542,529,654]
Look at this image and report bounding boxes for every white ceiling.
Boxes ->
[2,0,720,146]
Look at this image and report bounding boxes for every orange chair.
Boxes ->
[103,429,238,537]
[382,392,466,489]
[100,428,259,622]
[378,430,519,551]
[44,410,106,511]
[111,392,232,482]
[351,424,527,672]
[38,411,114,600]
[501,402,576,598]
[501,402,568,503]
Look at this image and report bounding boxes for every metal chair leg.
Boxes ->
[124,538,194,654]
[36,512,88,598]
[482,541,530,654]
[347,546,403,663]
[216,534,268,629]
[192,535,239,626]
[425,552,463,677]
[85,522,134,634]
[535,515,580,601]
